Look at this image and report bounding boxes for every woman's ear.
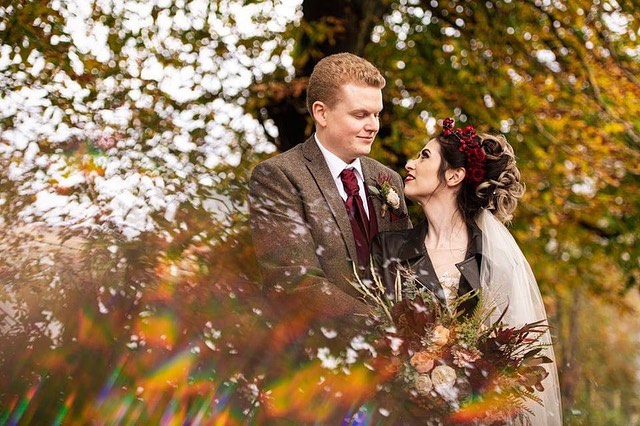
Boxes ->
[445,167,466,187]
[312,101,328,127]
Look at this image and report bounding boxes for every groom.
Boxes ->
[249,53,411,329]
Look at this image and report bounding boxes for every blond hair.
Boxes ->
[475,133,525,223]
[306,53,386,116]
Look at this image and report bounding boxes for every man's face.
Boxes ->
[314,83,383,163]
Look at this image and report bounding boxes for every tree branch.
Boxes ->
[525,0,640,148]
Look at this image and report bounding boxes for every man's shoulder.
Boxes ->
[362,156,392,169]
[261,144,305,164]
[362,157,403,181]
[253,141,309,172]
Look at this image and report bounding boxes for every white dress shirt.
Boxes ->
[314,134,370,218]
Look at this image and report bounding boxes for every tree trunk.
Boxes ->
[560,287,582,407]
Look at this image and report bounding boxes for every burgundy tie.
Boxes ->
[340,168,370,266]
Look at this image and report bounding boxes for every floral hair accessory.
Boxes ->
[368,173,401,217]
[441,118,486,186]
[442,117,455,135]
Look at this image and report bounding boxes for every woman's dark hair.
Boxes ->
[435,132,525,224]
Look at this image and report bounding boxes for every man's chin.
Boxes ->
[358,144,374,157]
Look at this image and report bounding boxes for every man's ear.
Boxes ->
[445,167,466,187]
[312,101,328,127]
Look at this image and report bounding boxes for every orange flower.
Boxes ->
[410,351,435,374]
[432,325,450,346]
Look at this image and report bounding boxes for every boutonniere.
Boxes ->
[368,173,402,217]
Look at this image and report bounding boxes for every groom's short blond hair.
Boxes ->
[306,53,386,117]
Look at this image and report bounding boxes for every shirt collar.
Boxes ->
[314,133,365,181]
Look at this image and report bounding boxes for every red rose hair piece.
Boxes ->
[441,118,486,186]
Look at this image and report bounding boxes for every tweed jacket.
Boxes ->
[249,136,412,320]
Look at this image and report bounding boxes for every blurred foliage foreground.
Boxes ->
[2,0,640,424]
[0,212,392,425]
[1,207,640,425]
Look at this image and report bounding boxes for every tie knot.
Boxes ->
[340,168,360,196]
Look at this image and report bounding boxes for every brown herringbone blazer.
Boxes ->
[249,136,412,321]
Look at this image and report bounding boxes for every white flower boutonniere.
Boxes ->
[368,173,401,217]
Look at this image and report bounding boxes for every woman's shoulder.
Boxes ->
[375,227,416,243]
[376,219,424,240]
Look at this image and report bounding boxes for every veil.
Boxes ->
[476,209,563,426]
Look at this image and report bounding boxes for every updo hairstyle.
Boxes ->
[436,131,525,224]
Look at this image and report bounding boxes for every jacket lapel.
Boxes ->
[397,221,429,261]
[302,138,358,263]
[361,159,385,231]
[395,222,446,302]
[456,222,482,292]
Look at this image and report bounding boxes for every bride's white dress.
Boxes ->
[440,270,461,310]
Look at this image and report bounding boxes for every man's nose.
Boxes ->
[364,115,379,133]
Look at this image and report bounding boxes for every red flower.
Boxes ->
[440,118,487,187]
[442,118,455,135]
[468,168,486,184]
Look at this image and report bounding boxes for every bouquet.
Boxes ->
[351,269,553,425]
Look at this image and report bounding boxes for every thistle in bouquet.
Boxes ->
[351,268,553,425]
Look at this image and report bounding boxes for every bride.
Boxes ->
[371,118,562,425]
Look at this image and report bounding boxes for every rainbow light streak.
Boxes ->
[138,349,196,393]
[265,361,381,423]
[211,384,251,425]
[7,383,39,426]
[87,349,197,423]
[160,397,181,426]
[127,398,146,424]
[51,392,75,426]
[341,402,376,426]
[216,379,240,408]
[0,396,17,425]
[94,391,138,423]
[187,389,216,424]
[447,391,520,423]
[97,355,127,403]
[111,394,136,424]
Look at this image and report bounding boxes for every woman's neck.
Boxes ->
[422,201,467,249]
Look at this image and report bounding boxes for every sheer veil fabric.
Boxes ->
[476,210,563,426]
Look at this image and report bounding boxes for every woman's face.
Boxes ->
[404,138,445,203]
